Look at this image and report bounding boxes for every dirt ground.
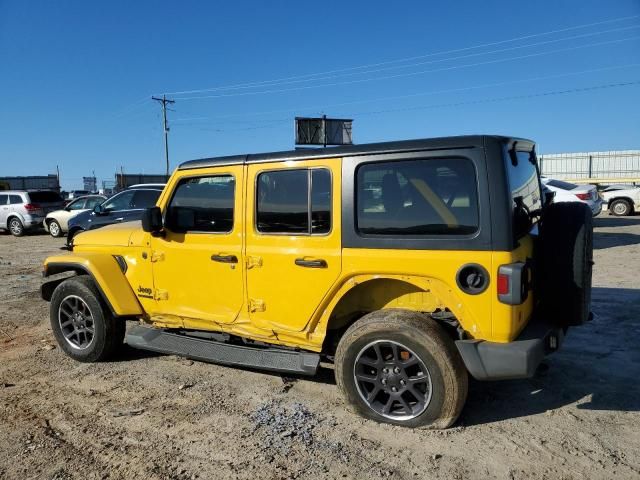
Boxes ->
[1,215,639,480]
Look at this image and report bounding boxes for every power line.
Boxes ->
[160,14,640,96]
[169,79,640,133]
[348,80,640,117]
[167,62,640,123]
[151,95,175,176]
[174,35,640,101]
[166,24,640,96]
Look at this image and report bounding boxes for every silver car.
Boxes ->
[0,190,65,236]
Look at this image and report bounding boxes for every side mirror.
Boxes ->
[142,206,163,233]
[93,204,104,215]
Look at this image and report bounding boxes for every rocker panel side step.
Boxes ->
[125,325,320,376]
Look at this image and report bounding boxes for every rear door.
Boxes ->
[245,159,341,333]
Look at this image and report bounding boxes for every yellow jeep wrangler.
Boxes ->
[41,135,593,428]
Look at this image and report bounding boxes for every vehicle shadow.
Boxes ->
[594,216,640,228]
[461,287,640,426]
[594,232,640,249]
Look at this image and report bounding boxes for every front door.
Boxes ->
[150,166,244,327]
[245,159,342,333]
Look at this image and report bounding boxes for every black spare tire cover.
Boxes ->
[540,202,593,326]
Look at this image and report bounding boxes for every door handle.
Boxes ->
[295,258,327,268]
[211,254,238,264]
[114,217,124,222]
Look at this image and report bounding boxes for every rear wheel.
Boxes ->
[8,217,24,237]
[50,276,125,362]
[48,219,64,237]
[335,309,467,429]
[609,199,632,217]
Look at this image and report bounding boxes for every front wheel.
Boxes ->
[335,309,468,429]
[48,219,64,237]
[8,217,24,237]
[50,276,125,362]
[609,199,632,217]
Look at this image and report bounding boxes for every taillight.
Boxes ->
[497,263,528,305]
[497,273,510,295]
[24,203,41,212]
[574,192,590,200]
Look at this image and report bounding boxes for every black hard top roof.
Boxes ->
[178,135,534,170]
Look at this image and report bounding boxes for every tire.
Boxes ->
[609,199,632,217]
[335,309,468,429]
[8,217,24,237]
[50,276,125,362]
[540,202,593,326]
[48,219,64,237]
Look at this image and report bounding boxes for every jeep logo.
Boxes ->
[137,285,153,296]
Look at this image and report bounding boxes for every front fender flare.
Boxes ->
[42,253,143,317]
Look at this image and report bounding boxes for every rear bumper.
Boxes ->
[455,316,566,381]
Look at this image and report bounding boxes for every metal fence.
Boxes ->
[539,150,640,183]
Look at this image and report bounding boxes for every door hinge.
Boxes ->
[155,289,169,301]
[246,256,263,269]
[249,298,266,312]
[150,251,165,263]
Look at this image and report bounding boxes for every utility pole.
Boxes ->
[152,95,175,177]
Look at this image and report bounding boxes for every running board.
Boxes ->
[125,325,320,376]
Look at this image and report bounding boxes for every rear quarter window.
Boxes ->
[356,157,479,235]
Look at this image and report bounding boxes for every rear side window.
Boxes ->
[167,175,235,233]
[28,191,63,203]
[0,194,8,205]
[131,190,161,209]
[256,168,331,234]
[9,195,22,204]
[356,158,478,235]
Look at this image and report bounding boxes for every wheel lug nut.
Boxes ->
[394,367,400,374]
[400,380,406,386]
[391,387,397,392]
[382,368,389,374]
[381,379,387,385]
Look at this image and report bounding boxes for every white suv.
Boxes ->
[0,190,65,236]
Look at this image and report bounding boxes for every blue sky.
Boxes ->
[1,0,639,190]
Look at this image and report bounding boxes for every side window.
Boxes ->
[256,168,331,235]
[84,197,103,209]
[166,175,235,233]
[9,195,22,205]
[103,191,135,211]
[356,158,478,235]
[0,195,8,205]
[131,190,161,209]
[507,151,542,213]
[67,199,86,211]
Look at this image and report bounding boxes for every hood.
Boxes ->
[73,221,142,247]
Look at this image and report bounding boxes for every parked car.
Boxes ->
[43,135,594,429]
[598,184,640,216]
[541,177,602,216]
[0,190,65,236]
[66,185,164,244]
[44,195,106,237]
